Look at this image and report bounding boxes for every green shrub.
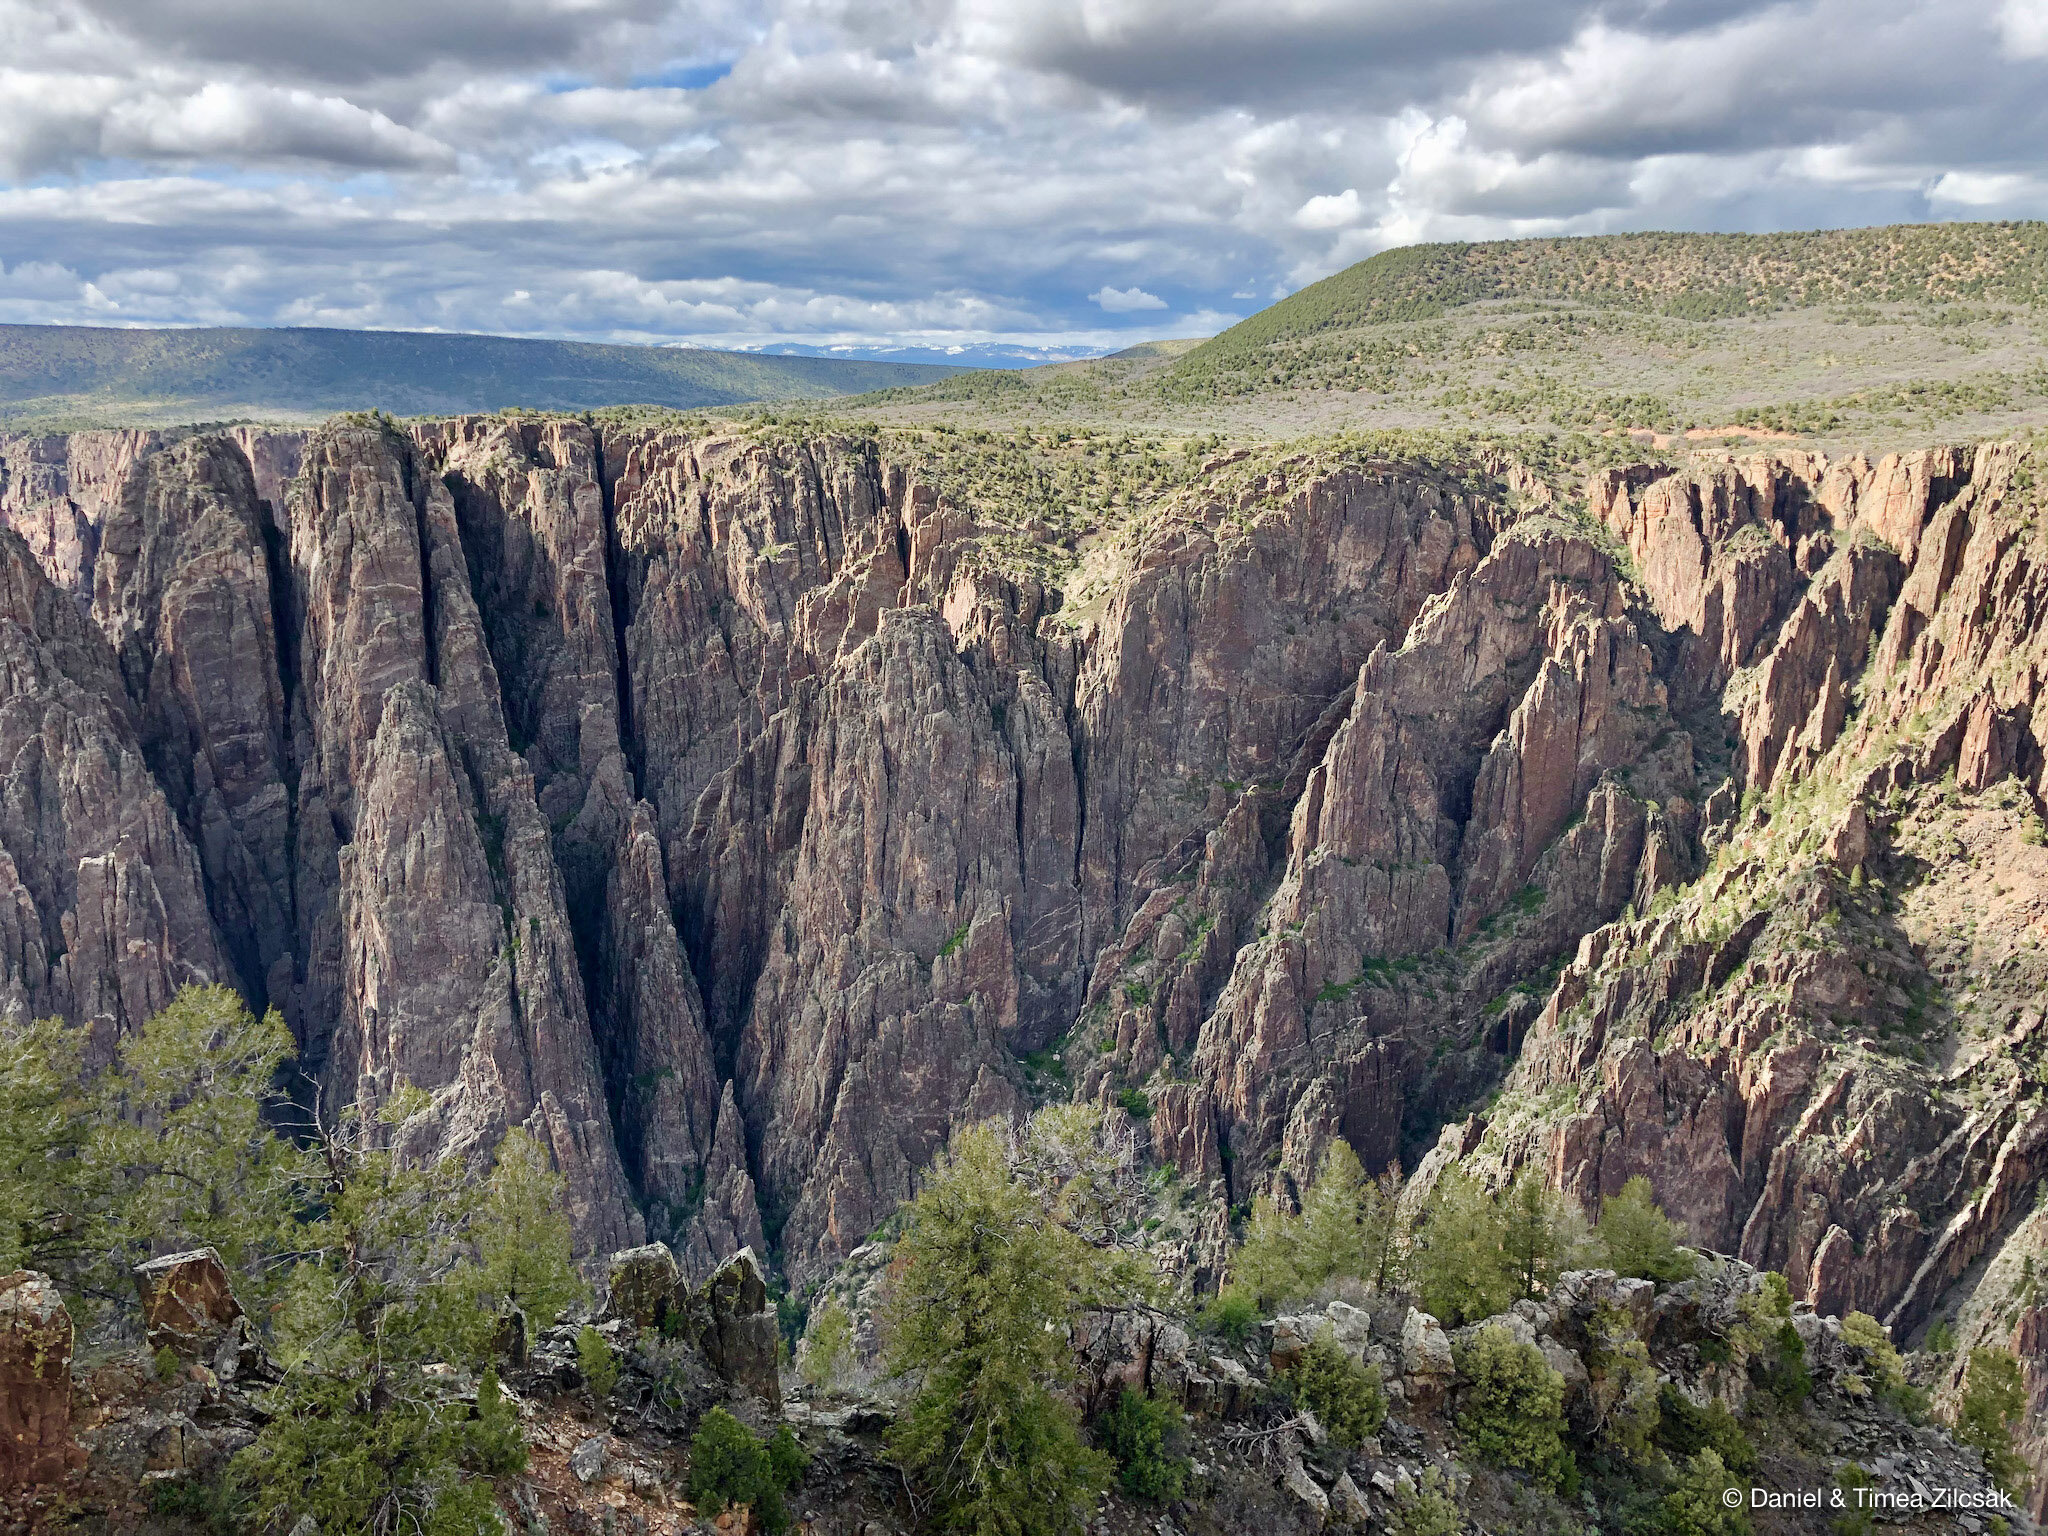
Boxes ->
[148,1473,245,1534]
[577,1325,619,1400]
[1839,1312,1927,1420]
[1585,1308,1660,1463]
[1956,1346,2028,1496]
[1286,1334,1387,1448]
[1391,1466,1463,1536]
[767,1424,810,1493]
[472,1367,527,1477]
[1454,1325,1575,1491]
[1657,1449,1749,1536]
[1653,1385,1755,1475]
[1116,1087,1153,1119]
[1596,1177,1695,1285]
[1727,1272,1789,1365]
[1833,1463,1877,1536]
[1094,1391,1191,1502]
[1199,1287,1260,1344]
[1761,1321,1812,1408]
[802,1296,855,1391]
[688,1408,806,1535]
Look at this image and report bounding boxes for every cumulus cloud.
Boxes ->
[1090,285,1166,311]
[65,0,697,82]
[1294,188,1362,229]
[0,0,2039,351]
[104,83,456,169]
[1999,0,2048,56]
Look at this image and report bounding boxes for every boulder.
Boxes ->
[1456,1311,1540,1350]
[604,1242,681,1331]
[696,1248,782,1411]
[1270,1313,1321,1374]
[1181,1352,1258,1419]
[1330,1470,1372,1526]
[0,1270,82,1488]
[133,1249,243,1358]
[1399,1308,1455,1409]
[1321,1300,1374,1358]
[1282,1454,1329,1526]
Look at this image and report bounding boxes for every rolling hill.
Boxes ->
[849,221,2048,451]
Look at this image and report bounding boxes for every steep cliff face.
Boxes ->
[0,522,221,1063]
[1,423,2041,1371]
[1470,445,2047,1364]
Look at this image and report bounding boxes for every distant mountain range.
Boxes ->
[737,341,1118,369]
[0,324,968,426]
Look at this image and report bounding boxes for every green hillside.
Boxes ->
[1194,221,2048,354]
[0,324,965,426]
[848,222,2048,450]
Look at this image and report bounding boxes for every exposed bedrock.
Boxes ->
[1,421,2041,1332]
[1474,442,2048,1338]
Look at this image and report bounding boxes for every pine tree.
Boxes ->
[1227,1139,1406,1308]
[1500,1168,1587,1301]
[1414,1169,1515,1325]
[1955,1346,2028,1496]
[1230,1193,1301,1306]
[3,987,319,1320]
[883,1111,1147,1535]
[472,1127,584,1331]
[1362,1164,1410,1294]
[92,985,320,1305]
[1596,1177,1696,1285]
[1294,1139,1371,1286]
[232,1090,576,1536]
[0,1016,92,1279]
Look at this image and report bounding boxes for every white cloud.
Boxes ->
[1928,169,2045,205]
[1090,285,1166,311]
[1998,0,2048,56]
[0,0,2038,351]
[103,82,456,170]
[1294,188,1361,229]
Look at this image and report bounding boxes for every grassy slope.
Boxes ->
[0,324,965,426]
[1191,222,2048,354]
[848,222,2048,453]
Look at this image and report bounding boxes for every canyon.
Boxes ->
[0,417,2043,1504]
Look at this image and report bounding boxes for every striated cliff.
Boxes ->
[1,420,2042,1460]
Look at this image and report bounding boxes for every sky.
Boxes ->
[0,0,2044,355]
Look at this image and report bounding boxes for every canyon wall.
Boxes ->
[1,422,2041,1358]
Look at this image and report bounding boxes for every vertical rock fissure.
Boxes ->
[409,453,441,693]
[591,428,645,805]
